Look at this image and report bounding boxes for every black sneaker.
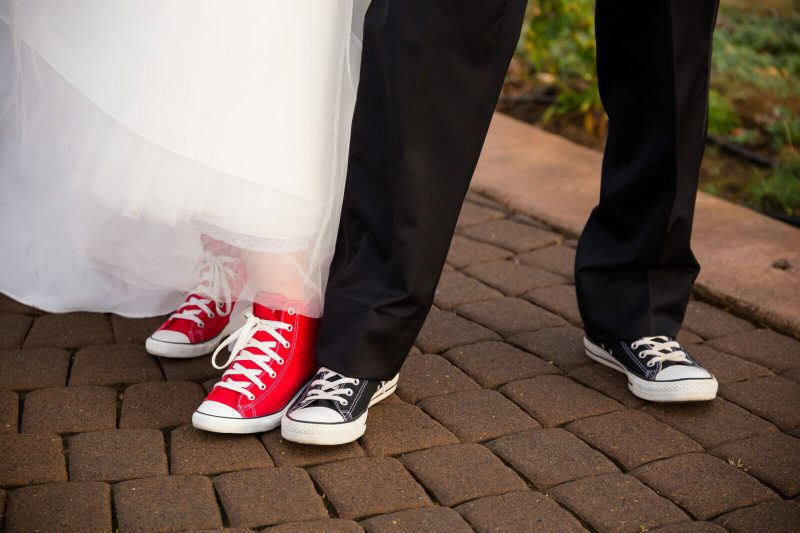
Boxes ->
[584,335,718,402]
[281,367,399,445]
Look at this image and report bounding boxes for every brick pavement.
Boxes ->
[1,193,799,532]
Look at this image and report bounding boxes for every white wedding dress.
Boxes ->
[0,0,368,316]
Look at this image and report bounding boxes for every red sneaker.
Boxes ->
[146,246,246,358]
[192,302,319,434]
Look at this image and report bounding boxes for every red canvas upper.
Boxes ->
[203,302,319,417]
[152,237,247,345]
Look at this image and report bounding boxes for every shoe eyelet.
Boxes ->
[208,312,215,318]
[269,372,277,379]
[258,384,266,390]
[276,358,284,365]
[346,389,353,396]
[198,321,206,328]
[354,379,360,385]
[341,400,349,406]
[247,394,255,401]
[284,342,291,349]
[286,325,293,332]
[287,308,296,315]
[646,362,654,368]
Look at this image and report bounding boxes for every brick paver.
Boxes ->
[633,453,778,520]
[549,473,690,532]
[0,314,32,349]
[456,491,584,533]
[25,312,114,349]
[0,433,66,487]
[0,389,18,433]
[260,431,364,467]
[487,428,618,489]
[445,235,513,269]
[463,260,568,296]
[682,301,755,340]
[266,519,363,533]
[401,443,526,506]
[719,376,800,431]
[566,409,703,470]
[420,389,539,442]
[457,297,567,338]
[115,475,222,531]
[414,309,500,353]
[361,507,472,533]
[120,381,205,429]
[0,294,42,315]
[109,314,168,344]
[501,374,622,427]
[5,481,111,533]
[443,341,559,388]
[309,457,430,520]
[461,219,560,253]
[687,345,773,384]
[510,326,590,372]
[710,432,800,497]
[434,270,502,310]
[568,363,645,408]
[650,523,725,533]
[516,244,576,280]
[714,500,800,533]
[215,468,327,528]
[360,401,458,456]
[396,354,479,403]
[707,328,800,371]
[159,354,224,382]
[170,425,273,475]
[68,429,168,482]
[677,329,705,345]
[22,386,117,434]
[69,344,163,387]
[456,201,506,228]
[641,397,778,448]
[0,348,71,391]
[524,285,582,326]
[2,192,799,531]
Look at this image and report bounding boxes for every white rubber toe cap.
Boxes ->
[656,365,714,381]
[149,329,190,344]
[288,406,345,423]
[195,400,242,418]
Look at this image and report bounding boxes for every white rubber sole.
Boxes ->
[191,388,304,434]
[145,329,228,359]
[584,338,718,402]
[281,374,399,446]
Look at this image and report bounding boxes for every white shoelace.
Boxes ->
[170,252,239,327]
[211,312,293,400]
[631,336,690,368]
[304,368,359,406]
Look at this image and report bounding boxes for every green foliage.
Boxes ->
[765,106,800,151]
[707,90,741,136]
[516,0,800,217]
[745,157,800,216]
[712,8,800,97]
[522,0,605,134]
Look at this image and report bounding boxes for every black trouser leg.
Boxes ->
[576,0,720,341]
[316,0,527,380]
